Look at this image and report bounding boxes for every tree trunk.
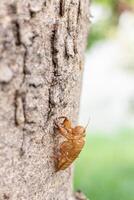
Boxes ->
[0,0,89,199]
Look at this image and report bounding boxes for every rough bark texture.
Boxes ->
[0,0,89,199]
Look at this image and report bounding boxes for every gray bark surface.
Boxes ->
[0,0,89,199]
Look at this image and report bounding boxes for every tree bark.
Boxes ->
[0,0,89,199]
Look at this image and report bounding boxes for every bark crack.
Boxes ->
[9,3,29,157]
[14,32,27,126]
[8,3,27,127]
[60,0,65,17]
[77,0,81,23]
[47,23,60,120]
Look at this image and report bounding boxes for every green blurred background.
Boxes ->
[74,129,134,200]
[87,0,134,49]
[74,0,134,199]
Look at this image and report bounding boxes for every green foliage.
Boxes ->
[74,129,134,200]
[88,0,134,48]
[87,23,107,48]
[88,1,117,48]
[87,20,115,48]
[94,0,134,10]
[94,0,117,11]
